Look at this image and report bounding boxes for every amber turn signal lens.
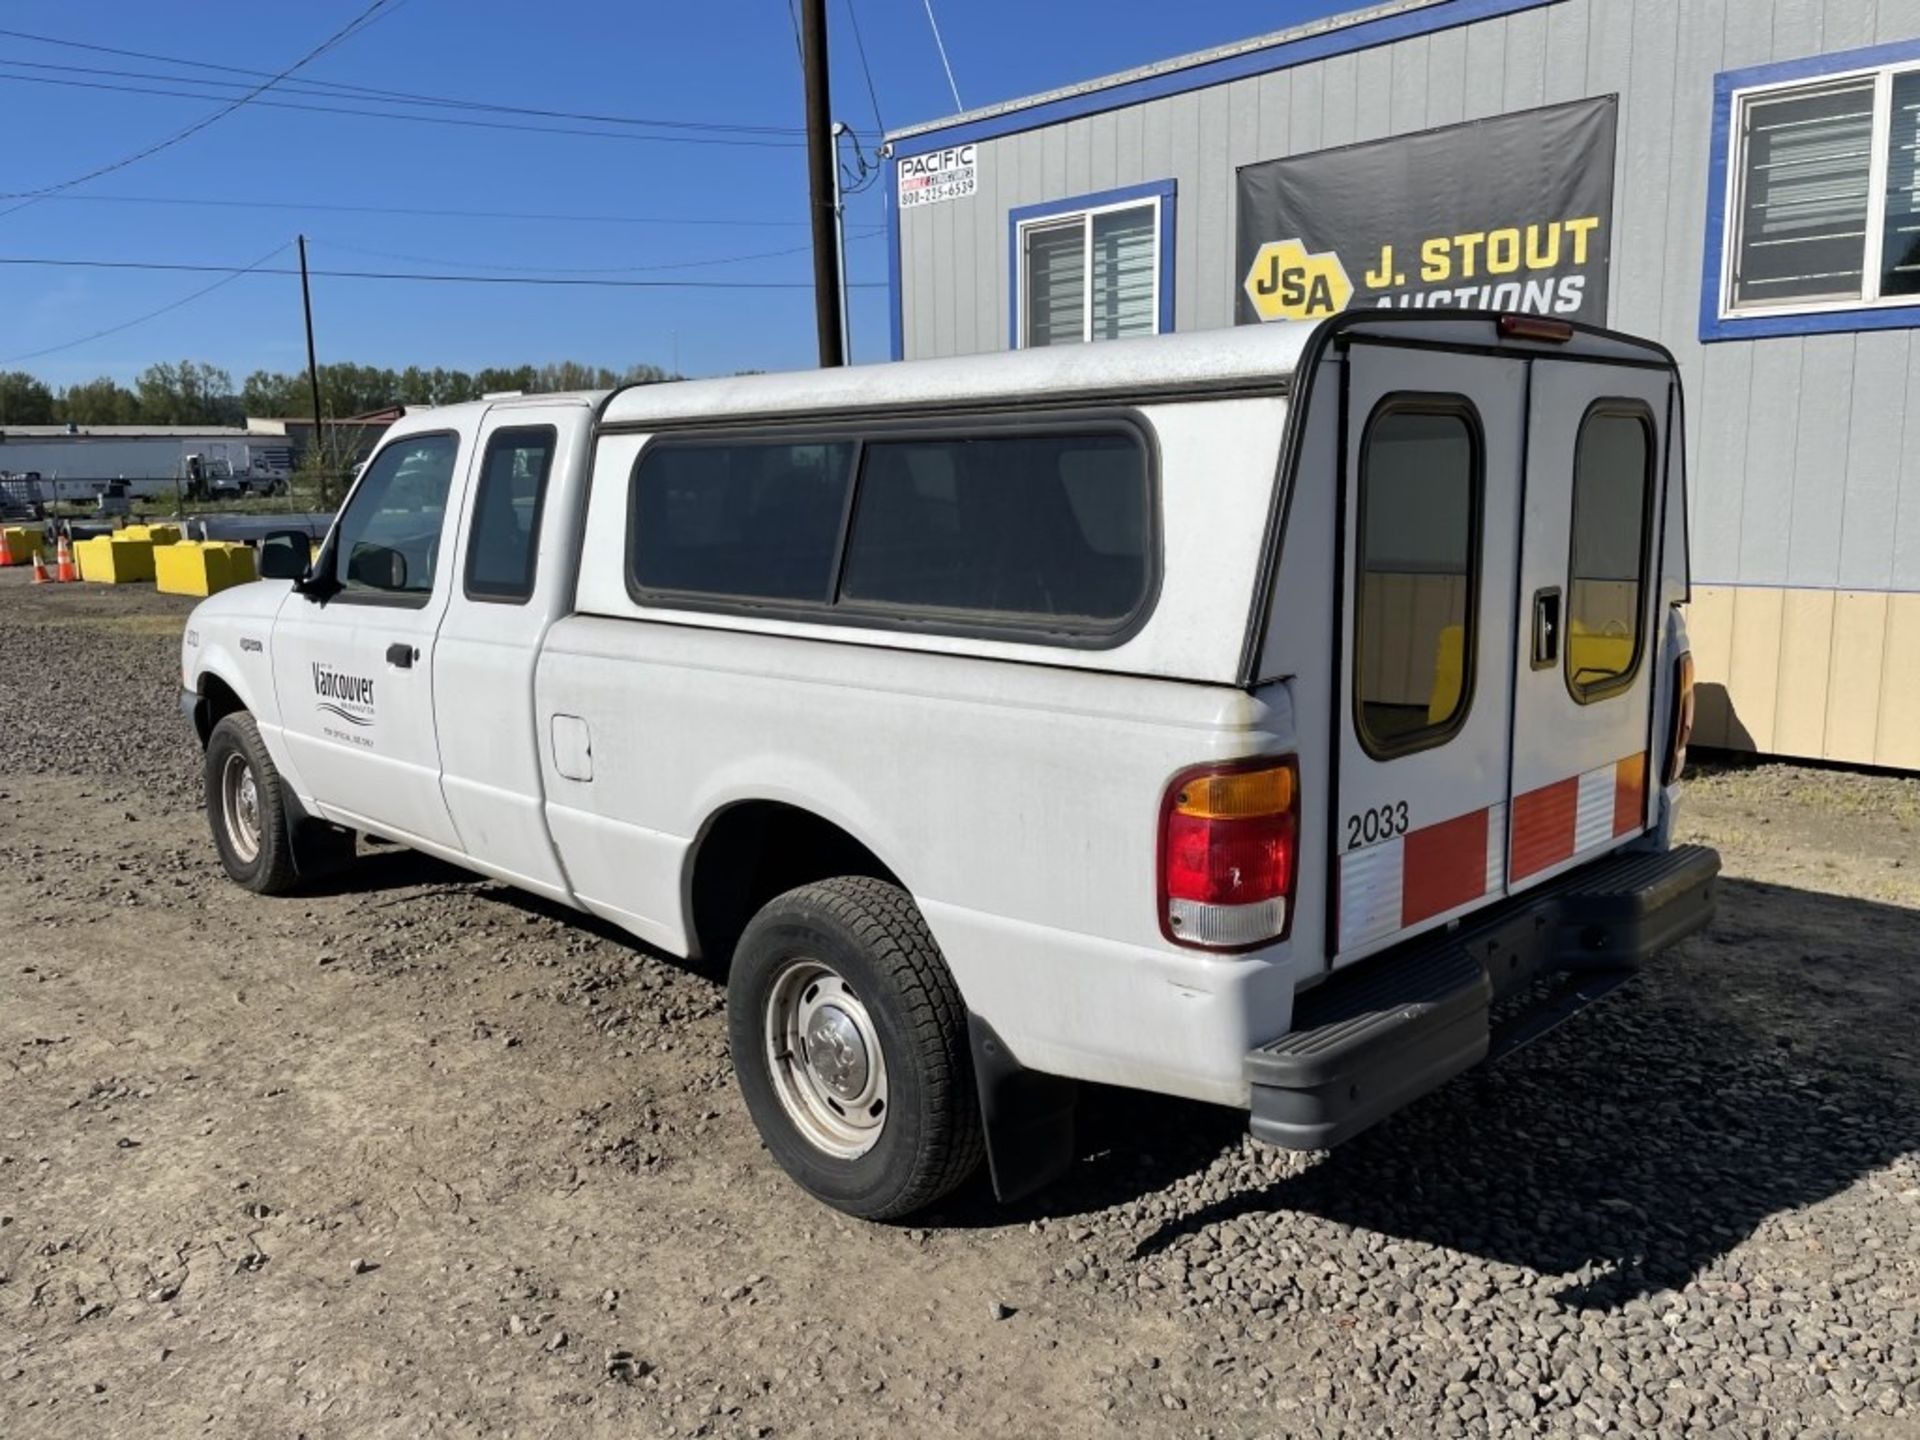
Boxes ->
[1173,764,1293,820]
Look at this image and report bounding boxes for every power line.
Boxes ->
[0,28,806,135]
[2,242,292,364]
[842,0,887,135]
[921,0,964,112]
[0,69,808,152]
[0,0,406,220]
[27,192,818,228]
[315,229,882,275]
[0,254,886,289]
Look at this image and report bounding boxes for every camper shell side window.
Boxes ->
[624,413,1160,648]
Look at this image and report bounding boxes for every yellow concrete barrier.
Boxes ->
[122,523,183,546]
[74,534,156,584]
[1,524,44,565]
[209,541,257,585]
[154,540,258,596]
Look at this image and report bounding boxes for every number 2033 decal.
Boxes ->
[1346,801,1410,850]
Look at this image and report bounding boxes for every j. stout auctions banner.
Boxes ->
[1235,97,1617,327]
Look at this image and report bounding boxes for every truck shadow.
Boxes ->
[957,877,1920,1311]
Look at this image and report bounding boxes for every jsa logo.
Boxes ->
[1244,239,1354,322]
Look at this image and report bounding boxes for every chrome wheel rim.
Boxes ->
[220,751,262,865]
[764,958,888,1159]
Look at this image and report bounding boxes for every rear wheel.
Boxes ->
[728,877,983,1220]
[204,712,299,895]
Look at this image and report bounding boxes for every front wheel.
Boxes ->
[204,712,299,895]
[728,877,983,1220]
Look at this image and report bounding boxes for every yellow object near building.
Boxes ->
[155,540,258,596]
[2,524,44,564]
[74,534,156,584]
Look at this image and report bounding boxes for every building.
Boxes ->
[0,425,273,502]
[883,0,1920,771]
[0,408,405,501]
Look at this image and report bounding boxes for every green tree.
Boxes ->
[241,369,304,418]
[134,360,238,425]
[0,370,56,424]
[55,376,141,425]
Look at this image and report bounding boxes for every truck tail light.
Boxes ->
[1664,651,1695,786]
[1159,759,1297,951]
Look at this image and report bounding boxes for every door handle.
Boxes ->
[1531,587,1562,670]
[386,642,415,669]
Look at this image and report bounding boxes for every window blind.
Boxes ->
[1733,79,1875,307]
[1025,221,1086,347]
[1090,206,1157,340]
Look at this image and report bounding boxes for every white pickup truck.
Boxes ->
[180,312,1717,1220]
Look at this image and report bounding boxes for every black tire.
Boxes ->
[728,877,984,1220]
[204,712,299,896]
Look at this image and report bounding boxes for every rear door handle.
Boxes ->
[386,642,415,669]
[1531,587,1562,670]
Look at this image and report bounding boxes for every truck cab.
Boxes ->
[181,312,1715,1220]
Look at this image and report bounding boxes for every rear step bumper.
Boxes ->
[1247,843,1720,1150]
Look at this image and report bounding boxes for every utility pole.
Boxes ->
[297,234,328,504]
[799,0,845,367]
[830,121,852,364]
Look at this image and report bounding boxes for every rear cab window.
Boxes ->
[627,418,1156,644]
[466,426,558,603]
[1566,403,1656,702]
[1353,399,1483,758]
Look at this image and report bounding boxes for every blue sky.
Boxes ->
[0,1,1351,388]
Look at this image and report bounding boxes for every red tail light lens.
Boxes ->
[1664,651,1695,786]
[1159,759,1297,951]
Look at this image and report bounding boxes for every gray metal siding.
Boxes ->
[894,0,1920,593]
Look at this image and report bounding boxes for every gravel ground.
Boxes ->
[2,568,1916,1439]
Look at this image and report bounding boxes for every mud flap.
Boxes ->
[968,1015,1077,1204]
[283,791,356,880]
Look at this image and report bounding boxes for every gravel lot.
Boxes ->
[2,569,1917,1438]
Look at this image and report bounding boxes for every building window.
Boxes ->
[1010,182,1175,348]
[1715,52,1920,326]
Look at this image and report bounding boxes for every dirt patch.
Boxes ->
[2,569,1916,1438]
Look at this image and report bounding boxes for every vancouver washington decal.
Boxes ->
[312,662,377,748]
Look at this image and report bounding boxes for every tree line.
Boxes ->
[0,358,679,428]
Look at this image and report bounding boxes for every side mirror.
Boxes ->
[346,542,407,590]
[259,530,309,581]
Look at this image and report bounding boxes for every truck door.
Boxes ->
[1332,344,1525,964]
[1505,361,1671,891]
[270,427,470,853]
[430,407,581,901]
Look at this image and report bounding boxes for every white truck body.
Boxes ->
[182,313,1716,1215]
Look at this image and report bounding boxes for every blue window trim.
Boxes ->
[1004,181,1178,350]
[1701,38,1920,343]
[883,0,1562,359]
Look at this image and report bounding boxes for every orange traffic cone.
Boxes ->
[54,534,77,583]
[0,528,13,567]
[30,549,51,584]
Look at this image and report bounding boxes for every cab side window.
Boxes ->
[1566,406,1655,701]
[333,433,459,603]
[1354,400,1481,758]
[465,426,556,603]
